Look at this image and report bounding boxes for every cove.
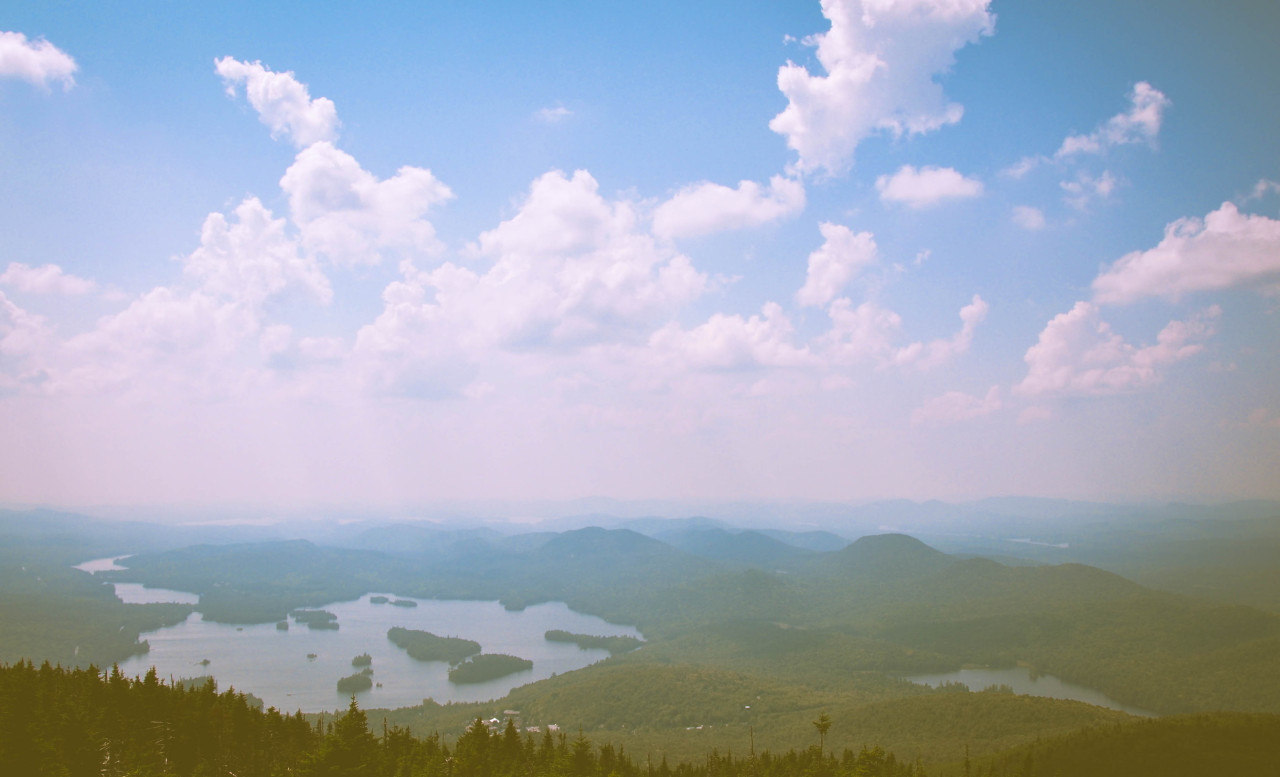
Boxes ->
[903,666,1155,717]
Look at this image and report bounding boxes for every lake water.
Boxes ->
[903,666,1154,717]
[77,557,641,713]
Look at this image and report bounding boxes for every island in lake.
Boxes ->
[544,630,642,655]
[387,627,480,664]
[336,668,372,694]
[448,654,533,684]
[290,610,339,631]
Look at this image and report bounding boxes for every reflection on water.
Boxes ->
[113,582,200,605]
[76,558,641,713]
[903,666,1155,717]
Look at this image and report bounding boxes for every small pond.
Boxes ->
[903,666,1155,717]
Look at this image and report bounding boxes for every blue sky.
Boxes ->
[2,1,1278,510]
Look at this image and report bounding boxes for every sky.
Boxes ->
[1,0,1279,511]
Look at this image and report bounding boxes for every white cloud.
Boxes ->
[184,197,332,309]
[0,290,52,392]
[280,142,453,266]
[1015,301,1218,397]
[1055,82,1170,158]
[652,175,805,239]
[796,222,877,307]
[892,293,988,369]
[648,302,813,371]
[0,31,76,89]
[821,298,903,364]
[57,287,257,394]
[770,0,994,175]
[0,262,96,295]
[1012,205,1045,231]
[1061,169,1117,210]
[353,170,708,393]
[1092,202,1280,304]
[1247,179,1280,201]
[1001,156,1041,179]
[537,105,573,123]
[215,57,339,148]
[0,290,50,358]
[52,198,332,395]
[819,293,986,370]
[876,165,983,208]
[911,385,1000,426]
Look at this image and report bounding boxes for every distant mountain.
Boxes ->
[756,528,850,553]
[808,533,955,583]
[346,523,504,558]
[531,527,690,564]
[653,527,811,567]
[618,516,731,537]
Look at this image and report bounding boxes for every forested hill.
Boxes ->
[4,661,1280,777]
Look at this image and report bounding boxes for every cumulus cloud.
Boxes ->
[892,293,988,369]
[796,222,877,307]
[215,57,339,147]
[184,197,332,309]
[770,0,994,175]
[0,262,96,295]
[1000,83,1169,179]
[353,169,708,393]
[0,290,52,392]
[0,31,76,89]
[1012,205,1045,230]
[0,290,50,358]
[280,142,453,266]
[1092,202,1280,304]
[1055,82,1170,158]
[652,175,805,239]
[648,302,813,371]
[911,385,1000,426]
[820,293,986,370]
[54,198,332,394]
[1061,169,1117,210]
[876,165,983,208]
[1015,301,1218,397]
[821,298,903,364]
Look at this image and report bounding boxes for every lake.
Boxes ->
[76,557,642,713]
[903,666,1155,717]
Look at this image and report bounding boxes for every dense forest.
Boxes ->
[4,506,1280,773]
[4,661,1279,777]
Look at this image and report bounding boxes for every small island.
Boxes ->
[336,671,373,694]
[387,627,480,664]
[276,621,288,631]
[291,610,339,630]
[351,653,372,668]
[544,630,642,655]
[369,595,389,605]
[389,599,418,608]
[448,654,533,684]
